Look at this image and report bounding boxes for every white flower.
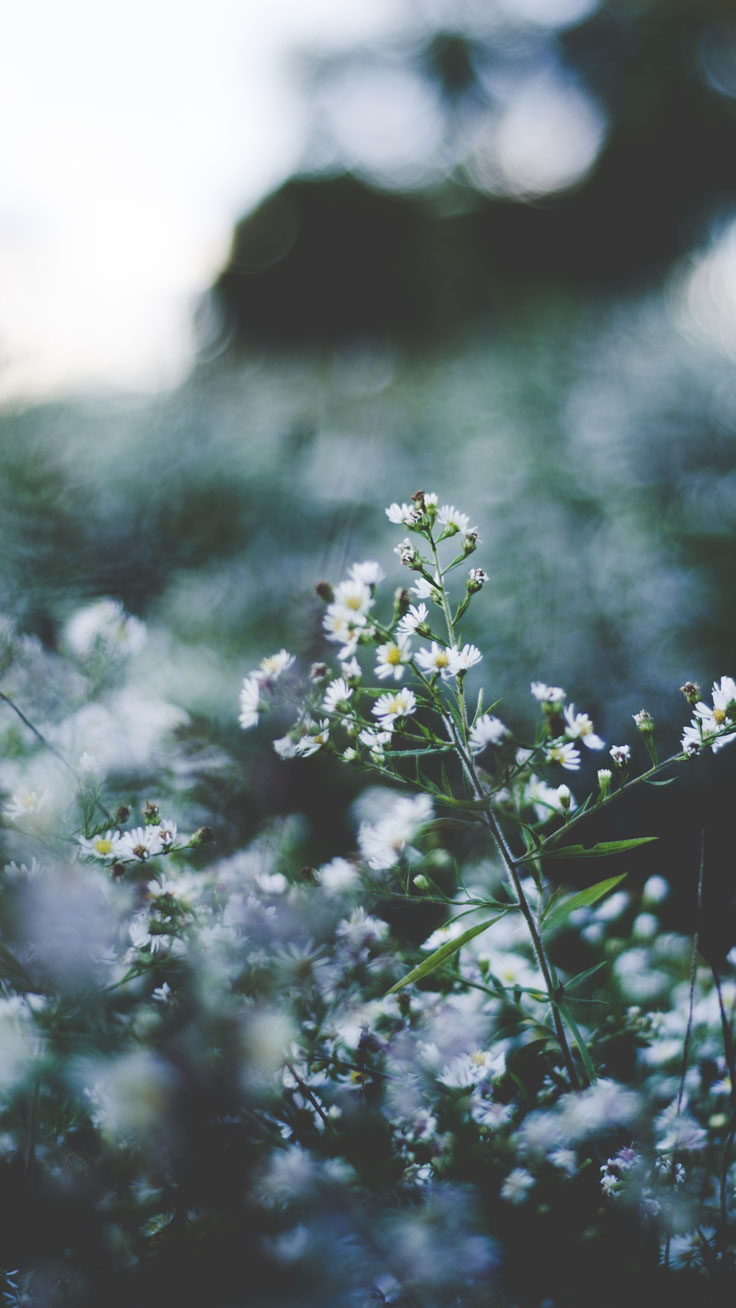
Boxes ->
[65,598,146,659]
[318,858,359,893]
[323,677,353,713]
[239,676,261,729]
[274,734,298,759]
[374,637,412,682]
[524,775,574,821]
[563,704,605,750]
[323,606,361,659]
[157,819,179,850]
[438,1048,505,1088]
[609,744,631,765]
[294,720,330,757]
[358,794,433,870]
[531,682,566,705]
[358,727,393,759]
[78,830,123,861]
[691,676,736,751]
[372,688,417,730]
[386,502,423,526]
[681,723,701,755]
[501,1168,534,1204]
[545,740,581,771]
[349,560,385,586]
[332,578,374,620]
[395,603,428,636]
[449,643,483,674]
[255,650,294,683]
[4,789,50,824]
[394,538,417,567]
[437,504,470,534]
[341,657,361,680]
[469,714,508,754]
[411,577,440,600]
[118,826,164,861]
[415,642,455,679]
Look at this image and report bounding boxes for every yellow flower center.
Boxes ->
[714,708,726,725]
[346,595,362,610]
[470,1050,487,1066]
[95,838,114,855]
[387,646,402,665]
[435,652,449,668]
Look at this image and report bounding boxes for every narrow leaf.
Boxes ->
[386,912,508,995]
[543,874,627,931]
[541,837,657,860]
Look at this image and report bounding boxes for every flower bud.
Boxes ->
[466,568,488,594]
[189,825,214,848]
[462,530,479,556]
[597,768,612,798]
[557,784,571,810]
[632,710,653,734]
[315,581,334,604]
[142,800,160,825]
[394,587,411,616]
[609,745,630,767]
[412,874,430,891]
[309,662,329,682]
[680,681,700,706]
[114,805,131,825]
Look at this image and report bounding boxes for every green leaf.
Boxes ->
[542,874,627,931]
[645,776,677,787]
[562,960,608,991]
[385,912,509,995]
[553,995,598,1085]
[541,837,657,860]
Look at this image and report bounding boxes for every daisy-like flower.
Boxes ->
[375,636,411,682]
[323,606,361,659]
[349,560,385,586]
[501,1168,534,1205]
[157,819,179,850]
[332,577,374,620]
[395,602,428,637]
[239,676,261,729]
[78,830,123,861]
[358,793,433,869]
[118,826,164,862]
[274,734,299,759]
[545,740,581,771]
[438,1048,505,1089]
[449,643,483,674]
[255,650,294,683]
[386,501,423,526]
[469,714,508,754]
[372,687,417,730]
[467,568,488,591]
[358,726,393,760]
[411,576,440,600]
[437,504,471,535]
[680,723,701,756]
[531,681,566,705]
[323,677,354,714]
[341,656,362,680]
[294,720,330,757]
[415,642,455,679]
[4,789,49,824]
[691,675,736,752]
[563,704,605,750]
[609,744,631,766]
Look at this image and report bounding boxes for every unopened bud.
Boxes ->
[466,568,488,594]
[394,587,411,616]
[597,768,612,798]
[189,825,214,848]
[142,800,160,825]
[462,530,480,556]
[557,784,571,810]
[110,861,126,880]
[309,662,329,682]
[114,805,131,825]
[680,682,700,706]
[315,581,334,604]
[632,710,654,735]
[299,866,317,884]
[412,874,430,891]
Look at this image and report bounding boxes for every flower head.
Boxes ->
[323,677,354,714]
[375,636,412,682]
[563,704,604,750]
[469,714,508,755]
[256,650,294,683]
[531,682,566,706]
[545,740,581,771]
[395,602,428,637]
[415,642,455,679]
[349,560,385,586]
[239,676,261,729]
[609,744,631,766]
[372,688,417,731]
[78,830,123,861]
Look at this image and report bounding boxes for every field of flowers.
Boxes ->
[1,486,735,1307]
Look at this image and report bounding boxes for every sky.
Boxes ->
[0,0,404,400]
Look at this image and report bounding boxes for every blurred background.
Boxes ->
[3,0,736,887]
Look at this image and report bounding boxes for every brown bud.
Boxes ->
[190,825,214,848]
[680,682,700,706]
[315,581,334,604]
[114,805,131,825]
[142,800,160,824]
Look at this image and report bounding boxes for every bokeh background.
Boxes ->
[3,0,736,899]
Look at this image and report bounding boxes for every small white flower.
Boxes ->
[395,603,428,637]
[438,1048,505,1088]
[358,794,433,870]
[372,688,417,729]
[415,642,455,679]
[118,826,164,861]
[152,982,172,1003]
[256,650,294,683]
[545,740,581,771]
[349,560,385,586]
[411,577,440,600]
[563,704,605,750]
[239,676,261,729]
[386,502,423,526]
[4,789,50,824]
[531,682,566,705]
[609,744,631,765]
[65,598,146,659]
[374,637,412,682]
[358,727,393,759]
[501,1167,534,1204]
[448,643,483,674]
[681,723,701,755]
[341,657,362,680]
[469,714,508,754]
[323,606,361,659]
[333,578,374,619]
[294,720,330,757]
[78,830,123,861]
[438,504,470,534]
[318,857,359,893]
[274,734,299,759]
[394,538,417,567]
[467,568,488,589]
[323,677,354,713]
